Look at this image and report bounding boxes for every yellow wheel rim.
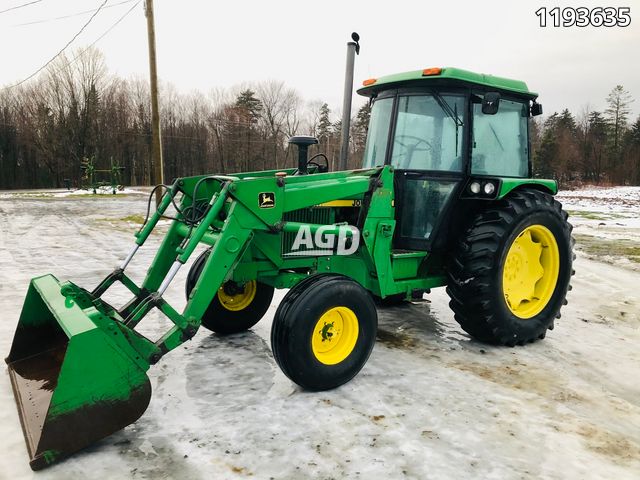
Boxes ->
[311,307,359,365]
[502,224,560,319]
[217,281,257,311]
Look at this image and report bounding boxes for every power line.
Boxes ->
[0,0,42,15]
[1,0,142,91]
[3,0,109,90]
[13,0,136,27]
[66,0,141,67]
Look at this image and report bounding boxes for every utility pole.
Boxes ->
[145,0,164,206]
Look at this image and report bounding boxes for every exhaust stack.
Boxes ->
[338,32,360,171]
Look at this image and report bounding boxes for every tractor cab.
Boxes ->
[358,67,541,251]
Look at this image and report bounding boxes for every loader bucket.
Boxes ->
[5,274,151,470]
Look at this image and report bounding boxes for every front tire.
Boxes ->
[446,189,574,346]
[186,249,274,334]
[271,275,377,391]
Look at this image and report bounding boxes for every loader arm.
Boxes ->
[7,164,451,469]
[5,169,381,469]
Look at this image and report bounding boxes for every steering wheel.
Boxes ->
[393,135,433,169]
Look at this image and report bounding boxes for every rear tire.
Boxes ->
[186,249,274,334]
[271,275,377,391]
[446,189,574,346]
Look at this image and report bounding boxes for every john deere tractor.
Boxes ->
[6,66,573,469]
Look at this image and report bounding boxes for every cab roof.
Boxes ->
[357,67,537,99]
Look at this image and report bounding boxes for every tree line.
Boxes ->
[0,47,638,189]
[532,85,639,186]
[0,48,369,190]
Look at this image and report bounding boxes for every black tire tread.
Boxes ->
[271,274,377,391]
[446,188,574,346]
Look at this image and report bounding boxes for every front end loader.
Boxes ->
[7,67,573,469]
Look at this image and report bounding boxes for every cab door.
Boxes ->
[388,92,467,251]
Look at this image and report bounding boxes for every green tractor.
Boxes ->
[6,66,573,469]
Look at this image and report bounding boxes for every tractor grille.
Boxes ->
[282,207,334,257]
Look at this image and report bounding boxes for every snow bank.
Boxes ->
[557,185,640,213]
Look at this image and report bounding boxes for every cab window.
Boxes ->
[362,97,393,168]
[472,97,529,177]
[390,94,465,172]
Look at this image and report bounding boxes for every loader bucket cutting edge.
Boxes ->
[5,274,152,470]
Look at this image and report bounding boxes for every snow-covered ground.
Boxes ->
[557,185,640,209]
[0,187,638,480]
[557,186,640,269]
[0,187,148,199]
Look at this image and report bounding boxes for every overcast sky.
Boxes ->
[1,0,639,119]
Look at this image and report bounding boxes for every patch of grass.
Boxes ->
[3,193,55,199]
[574,233,640,264]
[98,214,145,224]
[68,193,135,198]
[121,214,145,224]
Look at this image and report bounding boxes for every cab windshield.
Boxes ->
[362,93,466,172]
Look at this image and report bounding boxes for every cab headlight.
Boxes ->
[463,178,500,200]
[483,182,496,195]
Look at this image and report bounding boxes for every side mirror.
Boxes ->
[481,92,501,115]
[531,102,543,116]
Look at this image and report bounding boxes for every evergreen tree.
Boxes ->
[317,103,332,144]
[587,111,608,182]
[331,119,342,136]
[235,89,263,124]
[533,127,556,179]
[557,108,577,133]
[233,89,263,171]
[351,103,371,160]
[626,116,640,145]
[623,116,640,184]
[532,114,559,178]
[605,85,633,180]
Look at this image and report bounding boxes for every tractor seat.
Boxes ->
[288,136,319,147]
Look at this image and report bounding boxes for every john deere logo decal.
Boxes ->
[259,192,275,208]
